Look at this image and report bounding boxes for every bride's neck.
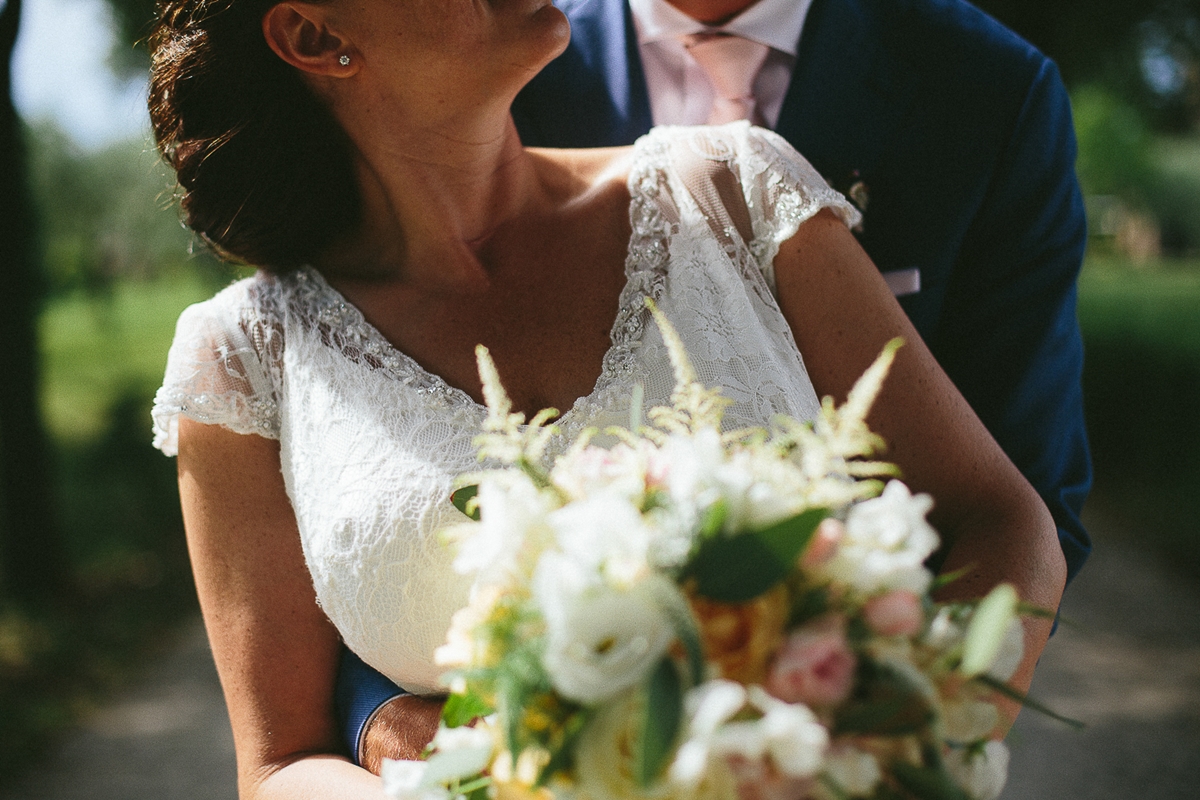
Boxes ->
[318,115,543,292]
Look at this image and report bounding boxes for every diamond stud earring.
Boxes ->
[338,54,350,66]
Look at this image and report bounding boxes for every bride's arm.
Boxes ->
[176,417,392,798]
[772,210,1067,729]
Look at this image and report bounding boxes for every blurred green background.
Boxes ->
[1,0,1199,788]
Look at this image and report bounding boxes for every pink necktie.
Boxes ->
[683,33,771,125]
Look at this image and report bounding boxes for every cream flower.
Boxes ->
[945,741,1010,800]
[941,698,1000,743]
[575,690,677,800]
[820,481,938,595]
[548,491,653,587]
[380,760,449,800]
[986,617,1025,683]
[381,726,493,800]
[537,575,676,705]
[819,744,881,798]
[671,681,828,790]
[452,474,555,587]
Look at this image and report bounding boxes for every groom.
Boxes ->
[338,0,1092,769]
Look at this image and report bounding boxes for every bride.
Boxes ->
[148,0,1065,796]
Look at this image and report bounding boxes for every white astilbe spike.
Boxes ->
[765,340,904,506]
[644,298,730,433]
[473,345,559,469]
[842,338,903,425]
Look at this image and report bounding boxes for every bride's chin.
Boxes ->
[518,5,571,70]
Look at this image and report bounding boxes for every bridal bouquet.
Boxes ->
[383,305,1048,800]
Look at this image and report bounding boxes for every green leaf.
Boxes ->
[833,660,934,736]
[451,485,481,521]
[535,709,591,787]
[636,658,683,787]
[686,508,827,603]
[960,584,1018,677]
[892,762,972,800]
[442,689,494,728]
[973,674,1086,730]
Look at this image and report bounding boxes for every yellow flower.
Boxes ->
[686,584,789,686]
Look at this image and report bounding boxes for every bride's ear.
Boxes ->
[262,3,357,77]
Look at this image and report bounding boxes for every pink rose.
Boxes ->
[862,590,924,637]
[800,518,844,569]
[765,616,856,708]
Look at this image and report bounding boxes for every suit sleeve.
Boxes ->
[334,647,408,764]
[931,57,1092,586]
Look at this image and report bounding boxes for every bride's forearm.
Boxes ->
[247,755,390,799]
[932,502,1066,732]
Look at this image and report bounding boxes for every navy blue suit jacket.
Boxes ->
[337,0,1092,757]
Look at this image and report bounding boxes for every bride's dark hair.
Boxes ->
[149,0,360,271]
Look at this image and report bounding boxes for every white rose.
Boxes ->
[945,741,1010,800]
[539,578,675,704]
[822,481,939,595]
[575,691,678,800]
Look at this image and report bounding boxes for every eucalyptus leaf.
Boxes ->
[686,508,828,603]
[451,485,481,521]
[636,658,683,787]
[960,584,1018,677]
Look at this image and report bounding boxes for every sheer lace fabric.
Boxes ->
[151,123,860,694]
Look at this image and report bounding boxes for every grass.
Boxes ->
[38,267,228,444]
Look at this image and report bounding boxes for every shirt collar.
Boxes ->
[629,0,813,56]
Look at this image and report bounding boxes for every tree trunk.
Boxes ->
[0,0,70,603]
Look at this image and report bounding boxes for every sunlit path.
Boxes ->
[1002,507,1200,799]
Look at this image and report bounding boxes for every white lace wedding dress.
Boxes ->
[151,122,860,695]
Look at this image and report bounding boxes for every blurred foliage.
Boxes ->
[1076,257,1200,575]
[23,120,222,298]
[1072,86,1158,201]
[104,0,155,77]
[976,0,1200,133]
[0,122,233,788]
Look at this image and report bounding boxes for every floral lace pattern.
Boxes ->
[151,123,859,694]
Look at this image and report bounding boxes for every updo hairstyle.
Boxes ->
[149,0,361,271]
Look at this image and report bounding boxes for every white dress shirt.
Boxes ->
[629,0,815,128]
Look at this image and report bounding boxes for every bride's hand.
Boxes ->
[360,694,446,775]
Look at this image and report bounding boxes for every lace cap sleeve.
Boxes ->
[664,122,862,292]
[151,277,283,456]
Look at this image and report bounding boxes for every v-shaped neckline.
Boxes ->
[288,132,676,429]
